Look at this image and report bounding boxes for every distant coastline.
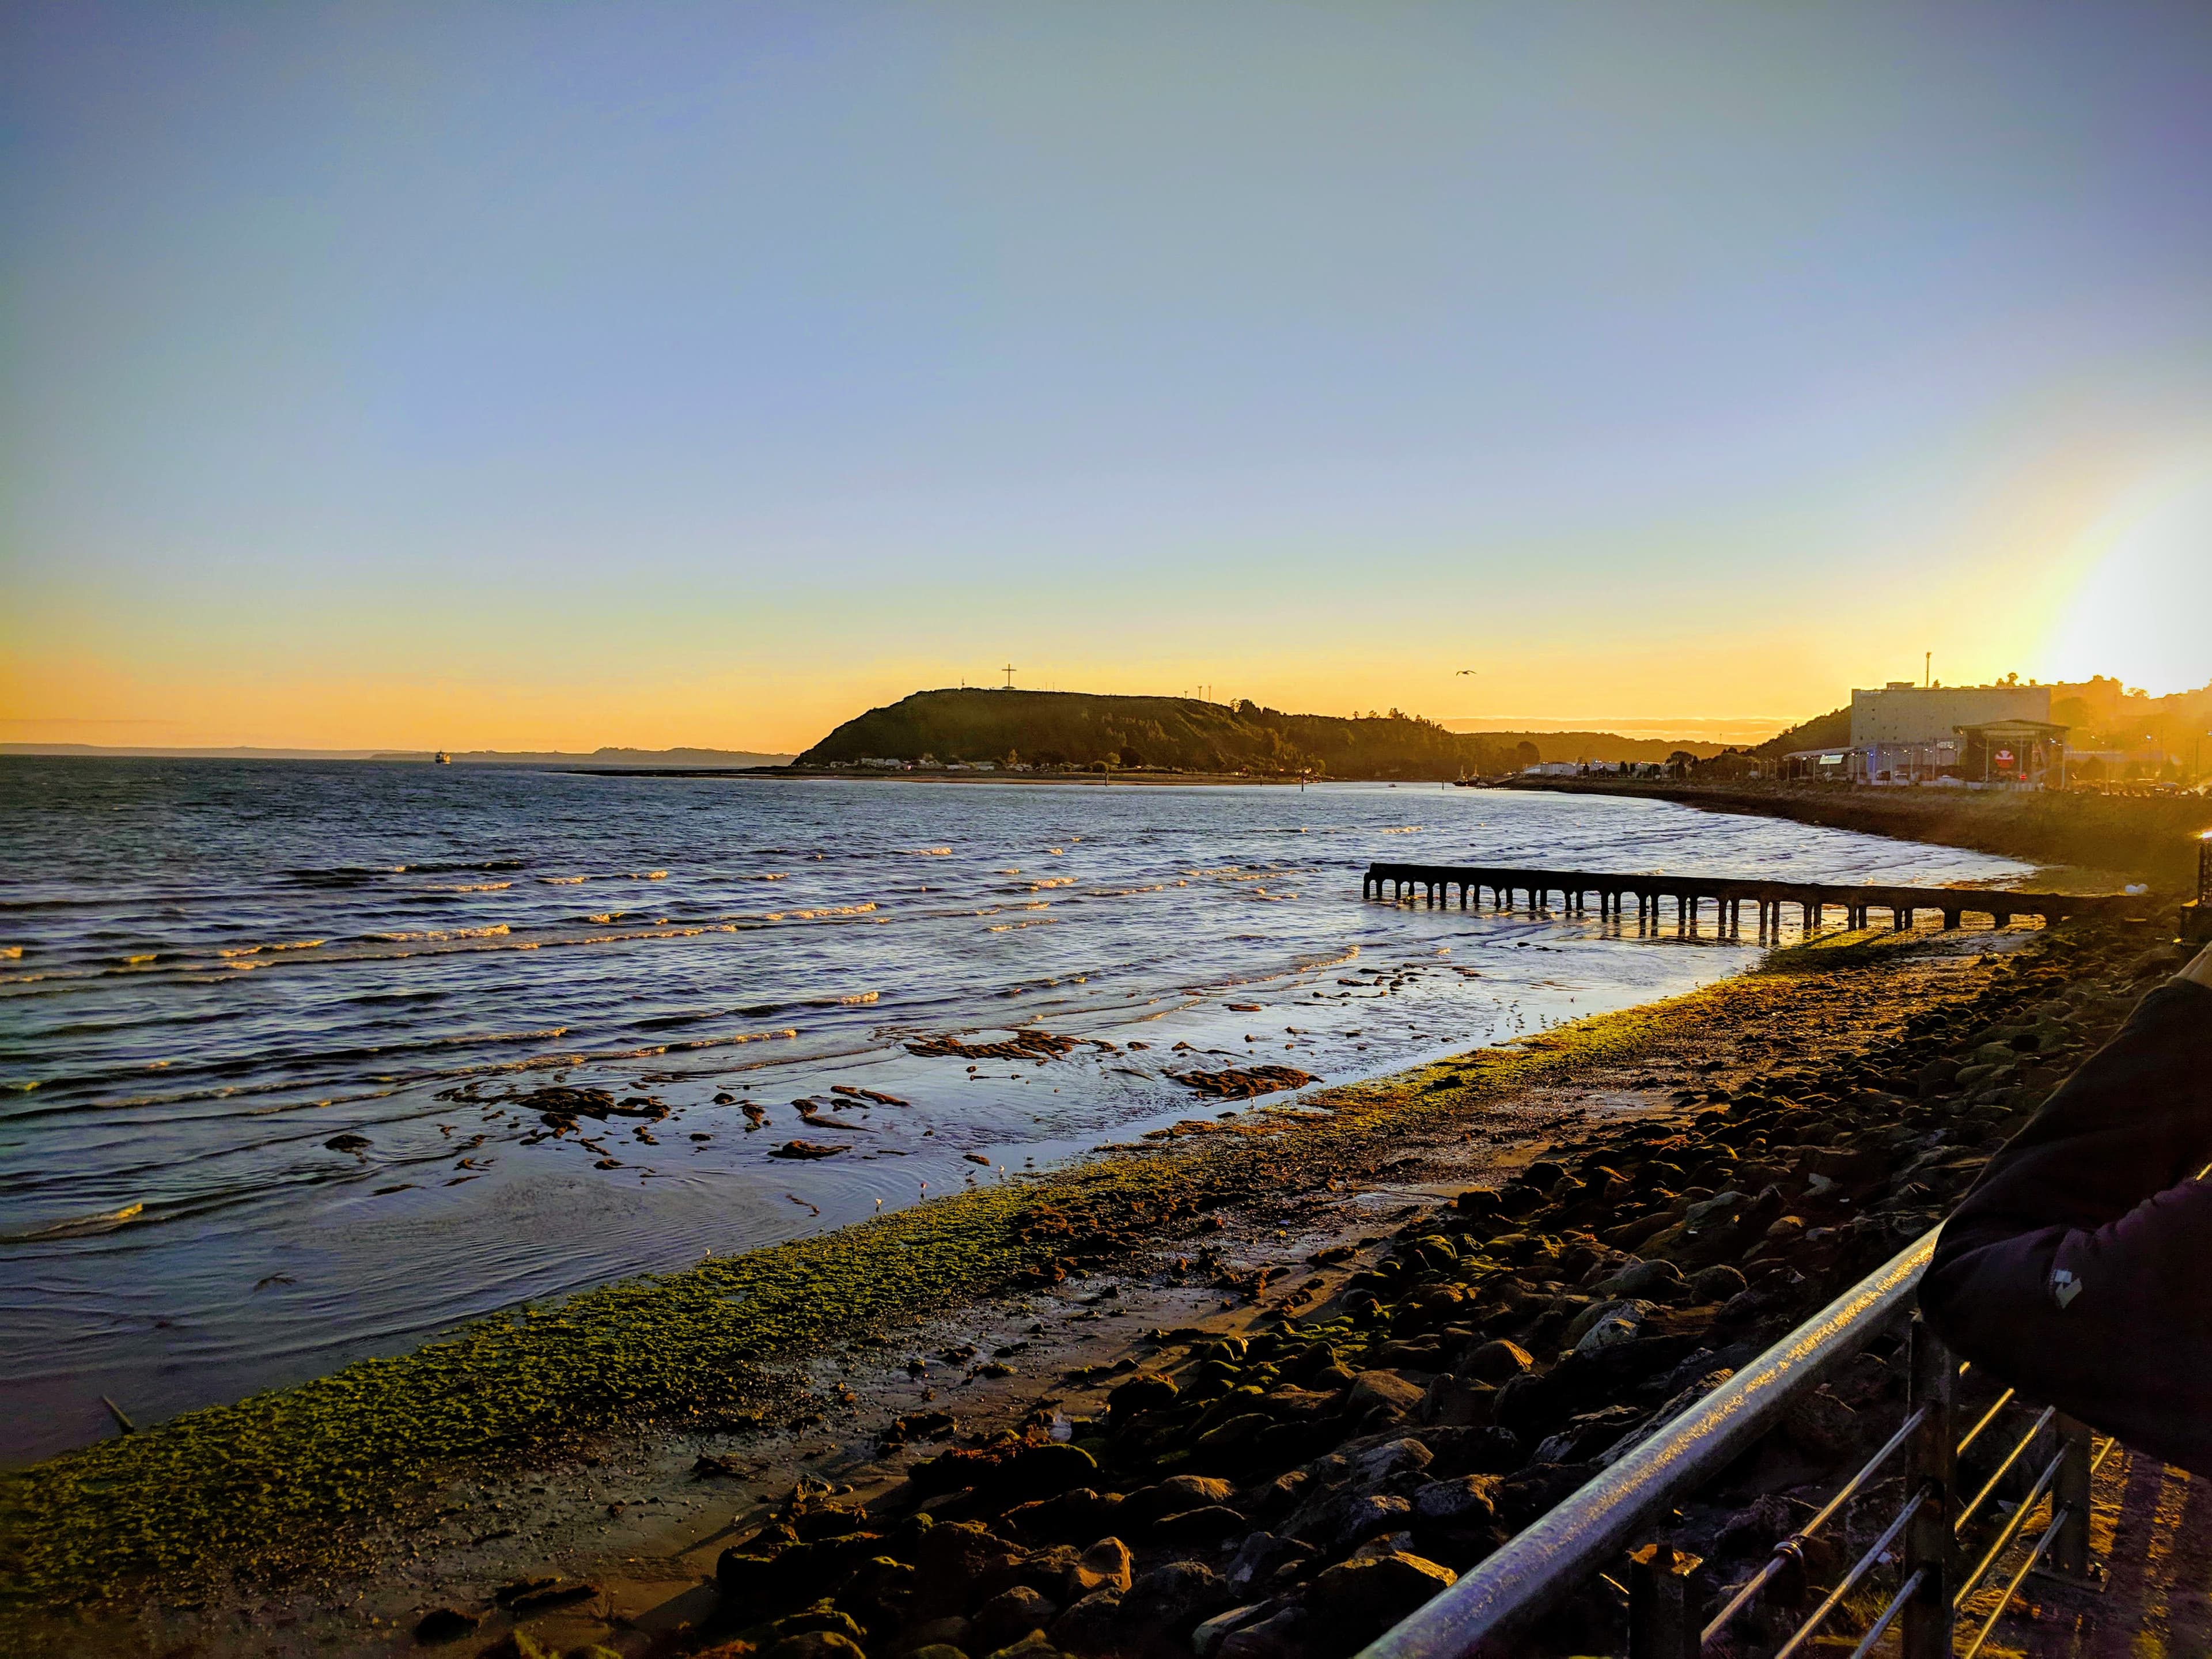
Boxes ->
[2,744,796,768]
[574,764,1311,785]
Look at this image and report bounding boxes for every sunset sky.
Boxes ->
[5,4,2210,753]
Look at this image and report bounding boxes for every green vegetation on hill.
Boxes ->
[1754,705,1853,757]
[799,690,1502,777]
[796,690,1722,779]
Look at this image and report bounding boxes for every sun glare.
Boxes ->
[2046,456,2212,694]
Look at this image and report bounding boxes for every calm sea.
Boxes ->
[0,759,2030,1460]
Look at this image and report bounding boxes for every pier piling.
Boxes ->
[1362,862,2145,935]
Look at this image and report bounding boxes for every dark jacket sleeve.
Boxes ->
[1919,978,2212,1474]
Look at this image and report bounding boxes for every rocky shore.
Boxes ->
[8,916,2187,1658]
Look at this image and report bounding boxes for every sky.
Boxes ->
[4,3,2210,753]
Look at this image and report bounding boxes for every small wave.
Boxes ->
[745,873,787,881]
[764,903,878,922]
[4,1202,145,1243]
[216,938,326,959]
[362,923,512,943]
[1029,877,1075,891]
[0,946,21,960]
[907,847,954,857]
[538,875,588,885]
[572,1027,800,1062]
[625,870,669,881]
[988,918,1056,933]
[1377,826,1424,834]
[423,881,513,893]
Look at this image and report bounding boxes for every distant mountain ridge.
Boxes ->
[372,747,796,768]
[3,744,795,767]
[796,689,1724,779]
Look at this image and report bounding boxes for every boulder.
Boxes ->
[1114,1562,1231,1640]
[1456,1339,1534,1384]
[764,1635,868,1659]
[1281,1490,1413,1555]
[1342,1434,1433,1493]
[1346,1370,1427,1421]
[1221,1608,1310,1659]
[969,1585,1059,1655]
[1047,1589,1123,1658]
[1067,1536,1133,1598]
[903,1618,973,1653]
[1304,1552,1457,1649]
[1783,1385,1862,1463]
[1192,1604,1270,1659]
[1419,1375,1494,1427]
[1222,1530,1316,1596]
[1494,1462,1597,1527]
[1571,1300,1656,1356]
[1410,1475,1499,1528]
[1150,1506,1248,1545]
[1122,1475,1235,1527]
[908,1521,1027,1619]
[1591,1259,1685,1300]
[1416,1425,1524,1478]
[1002,1487,1123,1546]
[1689,1264,1748,1302]
[1105,1373,1179,1417]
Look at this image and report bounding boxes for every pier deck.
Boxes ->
[1362,860,2149,935]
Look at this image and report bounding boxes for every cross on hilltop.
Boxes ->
[1002,663,1016,689]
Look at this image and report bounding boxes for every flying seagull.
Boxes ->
[1455,669,1478,676]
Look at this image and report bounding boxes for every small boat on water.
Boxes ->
[434,751,452,765]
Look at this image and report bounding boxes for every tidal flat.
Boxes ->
[7,912,2182,1658]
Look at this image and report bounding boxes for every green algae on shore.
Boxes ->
[0,926,2055,1618]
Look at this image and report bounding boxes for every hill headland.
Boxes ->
[794,689,1722,781]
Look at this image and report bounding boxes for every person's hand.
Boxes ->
[2184,942,2212,990]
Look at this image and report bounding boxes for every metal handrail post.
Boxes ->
[1626,1541,1704,1659]
[1899,1315,1956,1659]
[2036,1414,2102,1589]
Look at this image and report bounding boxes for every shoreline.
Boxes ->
[1505,776,2212,889]
[8,912,2164,1654]
[567,768,1324,786]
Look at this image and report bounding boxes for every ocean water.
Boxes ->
[0,759,2032,1461]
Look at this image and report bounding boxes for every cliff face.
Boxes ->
[796,690,1520,779]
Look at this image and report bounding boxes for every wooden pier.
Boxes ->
[1362,861,2148,937]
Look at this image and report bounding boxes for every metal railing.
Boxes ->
[1359,1230,2109,1659]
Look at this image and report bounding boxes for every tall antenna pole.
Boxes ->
[1925,652,1931,688]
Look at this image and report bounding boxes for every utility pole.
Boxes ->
[1925,652,1931,688]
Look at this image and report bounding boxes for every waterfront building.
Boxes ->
[1785,681,2061,785]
